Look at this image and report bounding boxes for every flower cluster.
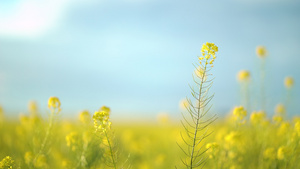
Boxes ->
[0,156,14,169]
[48,96,61,112]
[93,108,112,134]
[79,110,91,124]
[206,142,220,159]
[66,132,79,151]
[233,106,247,121]
[199,42,218,66]
[250,111,266,125]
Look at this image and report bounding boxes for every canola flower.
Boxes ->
[79,110,91,124]
[250,111,266,125]
[237,70,250,82]
[233,106,247,121]
[0,156,14,169]
[48,96,61,111]
[93,107,117,169]
[284,76,294,89]
[24,151,34,165]
[199,42,218,67]
[275,103,286,115]
[272,115,283,124]
[256,46,268,111]
[256,46,267,58]
[179,42,218,169]
[66,132,79,151]
[295,122,300,136]
[0,44,299,169]
[277,146,290,160]
[33,96,61,166]
[206,142,220,159]
[93,110,112,134]
[263,148,276,160]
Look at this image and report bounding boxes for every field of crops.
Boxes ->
[0,44,299,169]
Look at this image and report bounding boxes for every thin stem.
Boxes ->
[33,108,55,165]
[105,130,117,169]
[190,61,208,168]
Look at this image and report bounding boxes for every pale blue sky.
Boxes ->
[0,0,299,119]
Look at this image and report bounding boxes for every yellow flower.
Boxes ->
[200,42,218,65]
[233,106,247,120]
[24,151,33,165]
[284,76,294,89]
[48,96,61,110]
[256,46,267,58]
[277,146,290,160]
[263,148,276,160]
[66,132,79,151]
[278,122,290,136]
[275,104,286,115]
[34,155,47,168]
[294,122,300,136]
[250,111,266,124]
[0,156,14,169]
[99,106,111,114]
[237,70,250,82]
[273,115,283,124]
[28,101,38,115]
[206,142,219,154]
[225,131,241,145]
[79,110,91,124]
[93,109,112,133]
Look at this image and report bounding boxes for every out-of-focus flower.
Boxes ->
[206,142,220,159]
[256,46,267,58]
[28,101,38,116]
[99,106,111,115]
[277,146,290,160]
[278,122,290,136]
[250,111,266,124]
[263,148,276,160]
[284,76,294,89]
[225,131,241,146]
[233,106,247,121]
[79,110,91,124]
[273,115,283,124]
[24,151,33,165]
[34,155,47,168]
[48,96,61,111]
[237,70,250,82]
[275,104,286,115]
[66,132,79,151]
[294,122,300,136]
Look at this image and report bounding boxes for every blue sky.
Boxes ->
[0,0,300,119]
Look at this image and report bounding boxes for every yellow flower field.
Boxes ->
[0,44,299,169]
